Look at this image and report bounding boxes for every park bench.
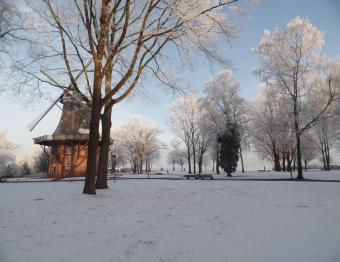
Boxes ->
[184,174,214,180]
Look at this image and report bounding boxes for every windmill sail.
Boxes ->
[26,95,62,132]
[40,70,63,89]
[71,58,93,85]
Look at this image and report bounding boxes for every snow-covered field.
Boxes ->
[1,172,340,262]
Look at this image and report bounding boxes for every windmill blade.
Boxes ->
[26,95,62,132]
[68,58,93,88]
[40,70,64,90]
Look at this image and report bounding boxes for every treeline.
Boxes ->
[167,18,340,178]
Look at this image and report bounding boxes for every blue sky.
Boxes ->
[1,0,339,168]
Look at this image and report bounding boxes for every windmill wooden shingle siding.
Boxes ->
[33,91,91,178]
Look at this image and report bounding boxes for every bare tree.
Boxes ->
[250,81,283,170]
[169,92,203,174]
[12,0,250,193]
[254,17,340,179]
[300,132,318,171]
[310,116,340,171]
[0,0,27,55]
[113,117,165,174]
[0,129,17,177]
[202,69,248,172]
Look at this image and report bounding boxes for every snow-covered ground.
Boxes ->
[1,172,340,262]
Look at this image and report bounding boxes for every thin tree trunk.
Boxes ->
[192,142,196,174]
[287,151,292,172]
[198,153,203,174]
[133,160,137,174]
[321,143,326,170]
[139,158,143,174]
[239,146,244,173]
[325,146,330,171]
[295,121,304,179]
[216,147,220,174]
[282,150,286,172]
[272,142,280,171]
[187,145,192,174]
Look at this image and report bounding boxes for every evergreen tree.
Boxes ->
[33,152,49,174]
[21,162,31,176]
[218,124,240,176]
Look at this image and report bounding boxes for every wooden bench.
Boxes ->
[184,174,214,180]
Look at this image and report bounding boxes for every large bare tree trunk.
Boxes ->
[83,1,110,194]
[96,106,112,189]
[96,62,113,189]
[83,78,102,194]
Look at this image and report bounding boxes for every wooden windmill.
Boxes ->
[28,60,94,178]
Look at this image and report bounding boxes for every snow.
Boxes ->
[1,171,340,262]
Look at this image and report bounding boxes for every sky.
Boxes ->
[0,0,340,169]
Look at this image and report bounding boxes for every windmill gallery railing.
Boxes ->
[33,134,89,145]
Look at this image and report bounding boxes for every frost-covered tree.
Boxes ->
[300,132,318,171]
[167,150,177,171]
[0,151,14,177]
[21,162,32,176]
[0,0,27,56]
[196,116,210,174]
[310,116,340,171]
[0,129,16,151]
[250,81,282,170]
[33,151,49,174]
[253,17,340,179]
[112,117,165,174]
[167,148,186,172]
[169,140,188,172]
[202,69,248,172]
[110,135,128,172]
[14,0,249,194]
[0,129,17,177]
[169,92,210,174]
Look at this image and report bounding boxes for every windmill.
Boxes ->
[29,59,95,178]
